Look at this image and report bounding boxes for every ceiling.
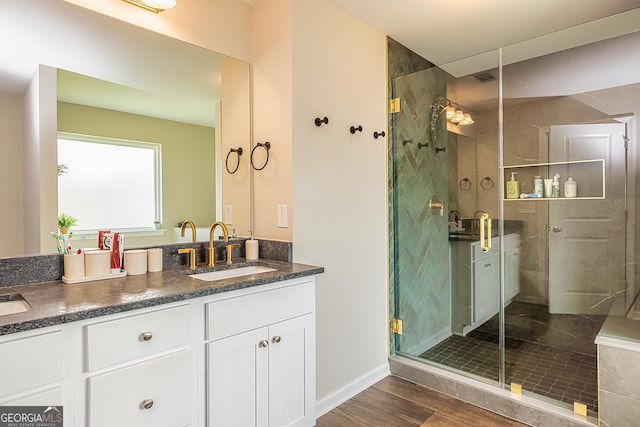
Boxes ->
[325,0,640,68]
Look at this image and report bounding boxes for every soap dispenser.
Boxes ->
[245,233,259,260]
[506,172,519,199]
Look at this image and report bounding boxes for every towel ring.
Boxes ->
[251,141,271,171]
[459,177,472,191]
[225,147,243,174]
[480,176,494,190]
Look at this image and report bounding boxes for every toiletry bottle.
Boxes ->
[564,177,577,198]
[506,172,519,199]
[551,173,561,198]
[245,235,259,260]
[533,175,543,197]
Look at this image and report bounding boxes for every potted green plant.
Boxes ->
[58,213,78,234]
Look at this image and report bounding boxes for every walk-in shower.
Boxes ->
[389,28,639,423]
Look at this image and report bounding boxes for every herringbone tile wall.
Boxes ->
[390,61,450,355]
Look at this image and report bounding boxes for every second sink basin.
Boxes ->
[0,294,31,316]
[191,266,276,282]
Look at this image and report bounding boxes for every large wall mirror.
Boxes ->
[0,1,251,257]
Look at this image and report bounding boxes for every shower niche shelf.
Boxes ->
[503,159,605,200]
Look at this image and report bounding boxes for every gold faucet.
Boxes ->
[178,220,198,269]
[180,219,197,243]
[178,247,197,269]
[208,221,229,267]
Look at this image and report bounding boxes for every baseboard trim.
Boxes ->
[315,362,390,417]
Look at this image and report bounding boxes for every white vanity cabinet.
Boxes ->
[451,239,500,336]
[0,329,65,407]
[206,279,316,427]
[83,304,193,427]
[503,233,521,303]
[0,272,319,427]
[451,234,521,336]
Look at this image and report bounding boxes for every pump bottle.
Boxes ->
[506,172,519,199]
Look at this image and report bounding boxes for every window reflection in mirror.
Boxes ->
[57,133,161,231]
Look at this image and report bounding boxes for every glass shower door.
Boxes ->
[391,50,503,386]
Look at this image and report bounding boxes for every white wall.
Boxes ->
[0,91,24,256]
[23,65,58,255]
[251,0,294,241]
[291,0,389,413]
[63,0,252,63]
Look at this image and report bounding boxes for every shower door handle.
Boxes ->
[479,213,491,252]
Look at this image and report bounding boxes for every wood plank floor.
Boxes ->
[316,376,528,426]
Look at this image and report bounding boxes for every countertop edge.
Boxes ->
[0,260,324,336]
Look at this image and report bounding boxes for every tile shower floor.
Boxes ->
[419,302,605,414]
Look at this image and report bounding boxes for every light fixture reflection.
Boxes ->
[461,113,474,125]
[432,98,474,126]
[445,105,456,120]
[123,0,176,13]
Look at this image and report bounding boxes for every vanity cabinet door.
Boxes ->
[0,329,63,400]
[503,233,521,302]
[268,314,315,427]
[472,253,499,324]
[207,315,315,427]
[207,327,269,427]
[87,349,191,427]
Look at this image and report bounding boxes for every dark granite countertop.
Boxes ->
[0,259,323,336]
[449,219,524,242]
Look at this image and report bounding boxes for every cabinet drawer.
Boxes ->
[0,331,63,398]
[85,304,190,371]
[88,349,191,427]
[0,386,63,406]
[206,281,314,341]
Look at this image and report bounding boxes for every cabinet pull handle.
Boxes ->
[480,213,491,252]
[258,340,269,348]
[272,336,281,344]
[141,399,154,410]
[140,332,153,341]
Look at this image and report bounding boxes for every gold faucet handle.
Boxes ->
[225,243,241,265]
[178,247,197,269]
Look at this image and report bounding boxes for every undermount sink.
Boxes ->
[191,266,276,282]
[0,294,31,316]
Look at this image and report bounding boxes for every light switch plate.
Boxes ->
[277,204,288,228]
[224,205,233,224]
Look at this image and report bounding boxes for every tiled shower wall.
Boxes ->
[388,38,450,355]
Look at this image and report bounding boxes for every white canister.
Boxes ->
[564,177,577,198]
[245,239,259,261]
[63,253,85,279]
[85,250,111,277]
[124,249,148,275]
[147,248,163,272]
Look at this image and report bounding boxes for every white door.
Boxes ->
[548,123,627,314]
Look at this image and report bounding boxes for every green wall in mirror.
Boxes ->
[0,0,251,256]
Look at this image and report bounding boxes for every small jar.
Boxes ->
[564,177,577,198]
